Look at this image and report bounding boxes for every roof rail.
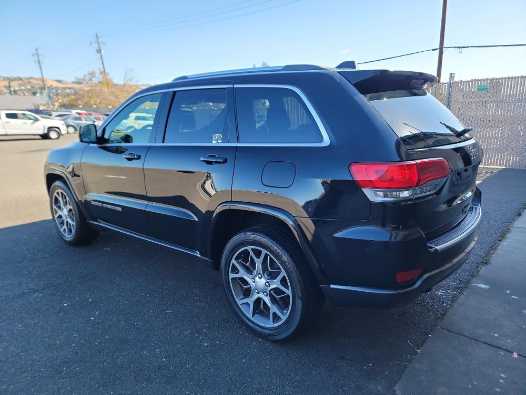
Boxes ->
[172,64,325,81]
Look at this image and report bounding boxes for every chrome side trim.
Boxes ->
[86,193,198,221]
[147,200,198,221]
[89,200,122,212]
[88,220,208,260]
[86,192,147,211]
[98,84,331,148]
[411,138,476,151]
[427,204,482,252]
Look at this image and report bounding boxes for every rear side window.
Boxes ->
[235,87,322,144]
[165,89,229,144]
[5,113,18,119]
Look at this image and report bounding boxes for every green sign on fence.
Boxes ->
[476,83,489,92]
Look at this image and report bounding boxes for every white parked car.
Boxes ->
[0,110,66,139]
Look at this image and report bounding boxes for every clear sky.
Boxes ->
[2,0,525,84]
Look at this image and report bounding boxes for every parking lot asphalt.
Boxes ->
[1,135,526,394]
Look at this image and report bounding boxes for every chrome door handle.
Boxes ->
[200,155,227,164]
[123,152,141,161]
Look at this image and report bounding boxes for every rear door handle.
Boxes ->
[200,154,227,164]
[123,152,141,161]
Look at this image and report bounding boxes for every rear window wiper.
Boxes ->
[440,121,472,138]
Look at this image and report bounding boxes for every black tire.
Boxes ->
[220,226,323,341]
[47,128,61,140]
[49,181,98,245]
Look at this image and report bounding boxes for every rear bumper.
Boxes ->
[321,233,477,306]
[317,192,482,307]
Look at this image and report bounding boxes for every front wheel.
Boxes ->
[220,227,322,341]
[47,128,61,140]
[49,181,97,245]
[67,125,77,134]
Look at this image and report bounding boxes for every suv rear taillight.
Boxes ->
[350,158,449,202]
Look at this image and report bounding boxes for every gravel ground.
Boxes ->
[1,135,525,394]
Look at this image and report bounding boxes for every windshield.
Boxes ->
[368,89,466,138]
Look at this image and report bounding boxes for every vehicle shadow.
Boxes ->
[1,168,526,394]
[0,136,45,142]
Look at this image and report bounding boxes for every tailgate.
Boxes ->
[342,69,483,237]
[404,139,482,237]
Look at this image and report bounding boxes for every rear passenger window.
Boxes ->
[5,113,18,119]
[236,87,322,144]
[165,89,229,144]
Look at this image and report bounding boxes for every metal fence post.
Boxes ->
[446,72,455,109]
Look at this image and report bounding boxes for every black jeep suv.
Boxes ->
[45,64,482,340]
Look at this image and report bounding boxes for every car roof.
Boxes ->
[134,65,339,98]
[132,64,436,100]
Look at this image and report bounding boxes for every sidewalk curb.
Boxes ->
[395,212,526,394]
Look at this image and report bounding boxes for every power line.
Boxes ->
[152,0,275,30]
[357,43,526,65]
[111,0,303,36]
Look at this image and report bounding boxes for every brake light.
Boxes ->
[350,159,449,202]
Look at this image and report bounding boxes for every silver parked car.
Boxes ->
[62,115,101,133]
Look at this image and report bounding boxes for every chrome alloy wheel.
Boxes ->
[228,246,293,328]
[52,189,76,239]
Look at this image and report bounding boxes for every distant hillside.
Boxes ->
[0,75,147,96]
[0,76,85,96]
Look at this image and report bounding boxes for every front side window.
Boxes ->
[236,87,322,144]
[105,93,161,144]
[19,112,38,121]
[165,89,228,144]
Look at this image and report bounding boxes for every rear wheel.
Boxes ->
[220,227,322,341]
[47,128,61,140]
[49,181,97,245]
[67,125,77,134]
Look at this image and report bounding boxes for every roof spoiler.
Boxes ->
[335,61,357,69]
[339,70,437,94]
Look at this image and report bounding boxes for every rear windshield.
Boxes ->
[367,89,467,140]
[364,89,471,147]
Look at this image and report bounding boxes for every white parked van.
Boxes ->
[0,110,66,139]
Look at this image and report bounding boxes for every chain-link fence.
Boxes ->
[433,76,526,168]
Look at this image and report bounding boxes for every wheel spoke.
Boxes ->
[230,260,253,283]
[249,248,264,274]
[270,282,291,296]
[237,295,255,318]
[270,304,285,321]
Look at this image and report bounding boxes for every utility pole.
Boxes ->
[93,33,108,81]
[7,78,13,95]
[436,0,448,82]
[33,48,51,105]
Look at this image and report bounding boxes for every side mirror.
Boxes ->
[79,124,98,144]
